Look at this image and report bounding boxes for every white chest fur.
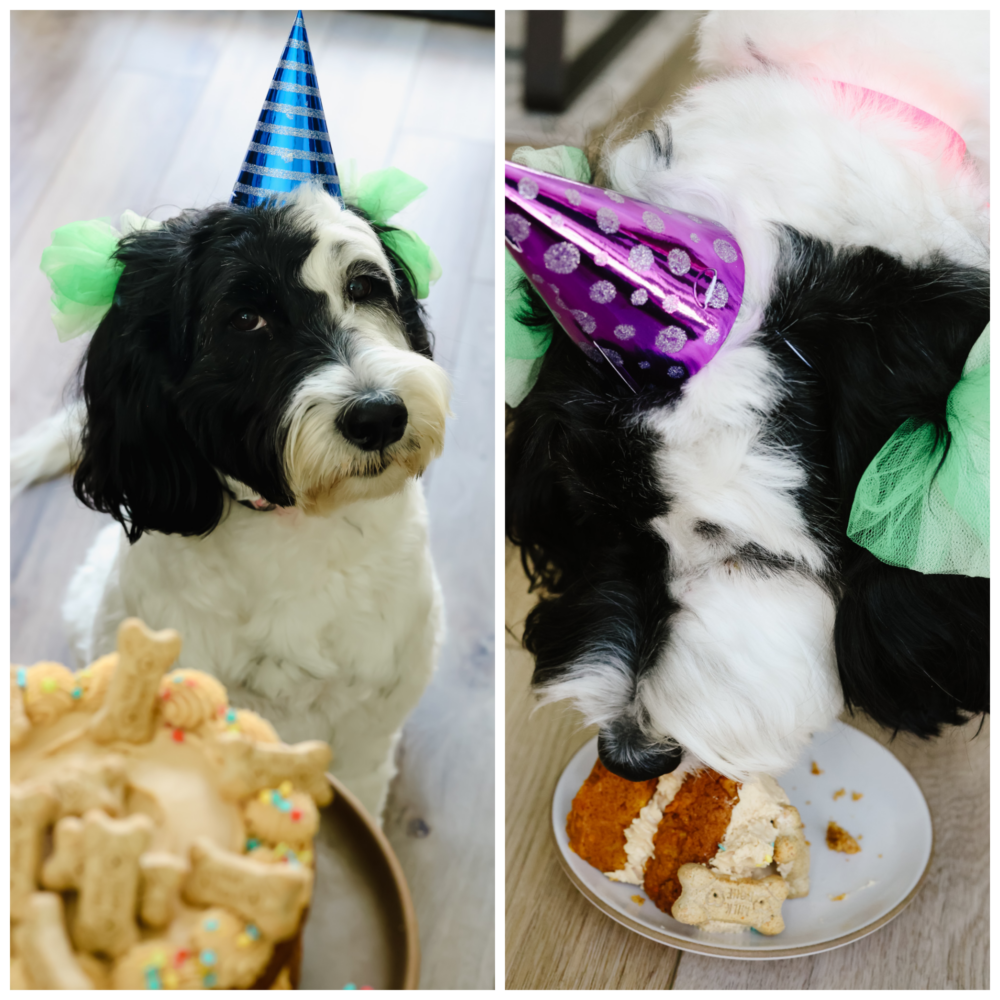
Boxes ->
[66,480,443,816]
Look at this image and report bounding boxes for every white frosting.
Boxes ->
[710,773,788,879]
[606,771,685,884]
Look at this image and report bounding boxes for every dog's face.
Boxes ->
[74,185,449,541]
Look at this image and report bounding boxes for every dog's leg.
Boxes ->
[62,523,127,667]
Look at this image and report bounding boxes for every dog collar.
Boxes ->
[238,496,279,512]
[505,161,746,393]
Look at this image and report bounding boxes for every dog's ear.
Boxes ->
[506,283,669,591]
[73,216,226,543]
[835,547,989,737]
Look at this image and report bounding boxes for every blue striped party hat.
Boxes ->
[231,11,343,208]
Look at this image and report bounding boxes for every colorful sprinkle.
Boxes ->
[160,689,171,700]
[717,844,725,851]
[291,808,302,822]
[41,677,57,693]
[298,849,313,865]
[199,950,216,967]
[171,729,185,743]
[185,677,197,688]
[344,985,357,991]
[203,972,217,987]
[361,988,374,991]
[150,950,167,969]
[172,949,190,968]
[203,917,219,932]
[278,780,293,798]
[246,924,260,941]
[162,971,178,989]
[173,675,183,684]
[225,708,237,723]
[260,790,272,805]
[16,668,26,688]
[246,838,260,852]
[71,686,82,699]
[278,799,292,813]
[236,932,251,948]
[271,790,282,806]
[145,969,162,989]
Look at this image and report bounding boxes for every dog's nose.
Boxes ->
[598,721,683,781]
[339,395,408,451]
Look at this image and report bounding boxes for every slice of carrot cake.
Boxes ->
[566,760,809,934]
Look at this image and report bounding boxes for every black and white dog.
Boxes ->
[14,183,450,818]
[507,12,989,782]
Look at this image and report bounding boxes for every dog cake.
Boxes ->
[567,761,809,935]
[10,618,333,989]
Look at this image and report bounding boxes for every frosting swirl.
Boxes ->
[159,670,228,731]
[244,788,320,847]
[190,907,273,989]
[77,653,118,709]
[111,940,202,990]
[22,662,77,726]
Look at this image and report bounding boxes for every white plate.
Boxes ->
[551,721,933,959]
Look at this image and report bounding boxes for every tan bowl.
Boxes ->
[297,774,420,989]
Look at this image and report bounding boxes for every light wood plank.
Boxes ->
[384,277,495,989]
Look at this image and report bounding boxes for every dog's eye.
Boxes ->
[230,309,265,332]
[347,276,373,302]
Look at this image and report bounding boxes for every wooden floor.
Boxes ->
[10,11,494,989]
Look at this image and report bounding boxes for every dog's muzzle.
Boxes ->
[598,719,684,781]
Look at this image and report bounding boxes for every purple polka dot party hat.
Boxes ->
[505,160,745,392]
[232,11,342,209]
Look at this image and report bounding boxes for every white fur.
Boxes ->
[67,482,443,818]
[23,188,450,820]
[541,12,987,779]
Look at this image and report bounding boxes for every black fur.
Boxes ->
[506,280,684,778]
[760,227,989,736]
[507,229,988,776]
[73,200,430,543]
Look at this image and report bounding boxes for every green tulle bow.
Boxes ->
[39,169,440,342]
[847,324,990,577]
[344,165,441,300]
[39,219,125,342]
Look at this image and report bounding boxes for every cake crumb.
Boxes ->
[826,821,861,854]
[805,801,811,805]
[631,895,645,906]
[852,792,863,801]
[830,893,846,901]
[810,761,823,775]
[832,788,845,800]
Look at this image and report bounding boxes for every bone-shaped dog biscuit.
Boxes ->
[87,618,181,744]
[41,816,86,891]
[73,809,154,957]
[183,836,312,941]
[11,666,31,746]
[138,851,189,927]
[51,755,128,818]
[11,782,59,921]
[673,863,788,935]
[208,732,333,805]
[15,892,95,989]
